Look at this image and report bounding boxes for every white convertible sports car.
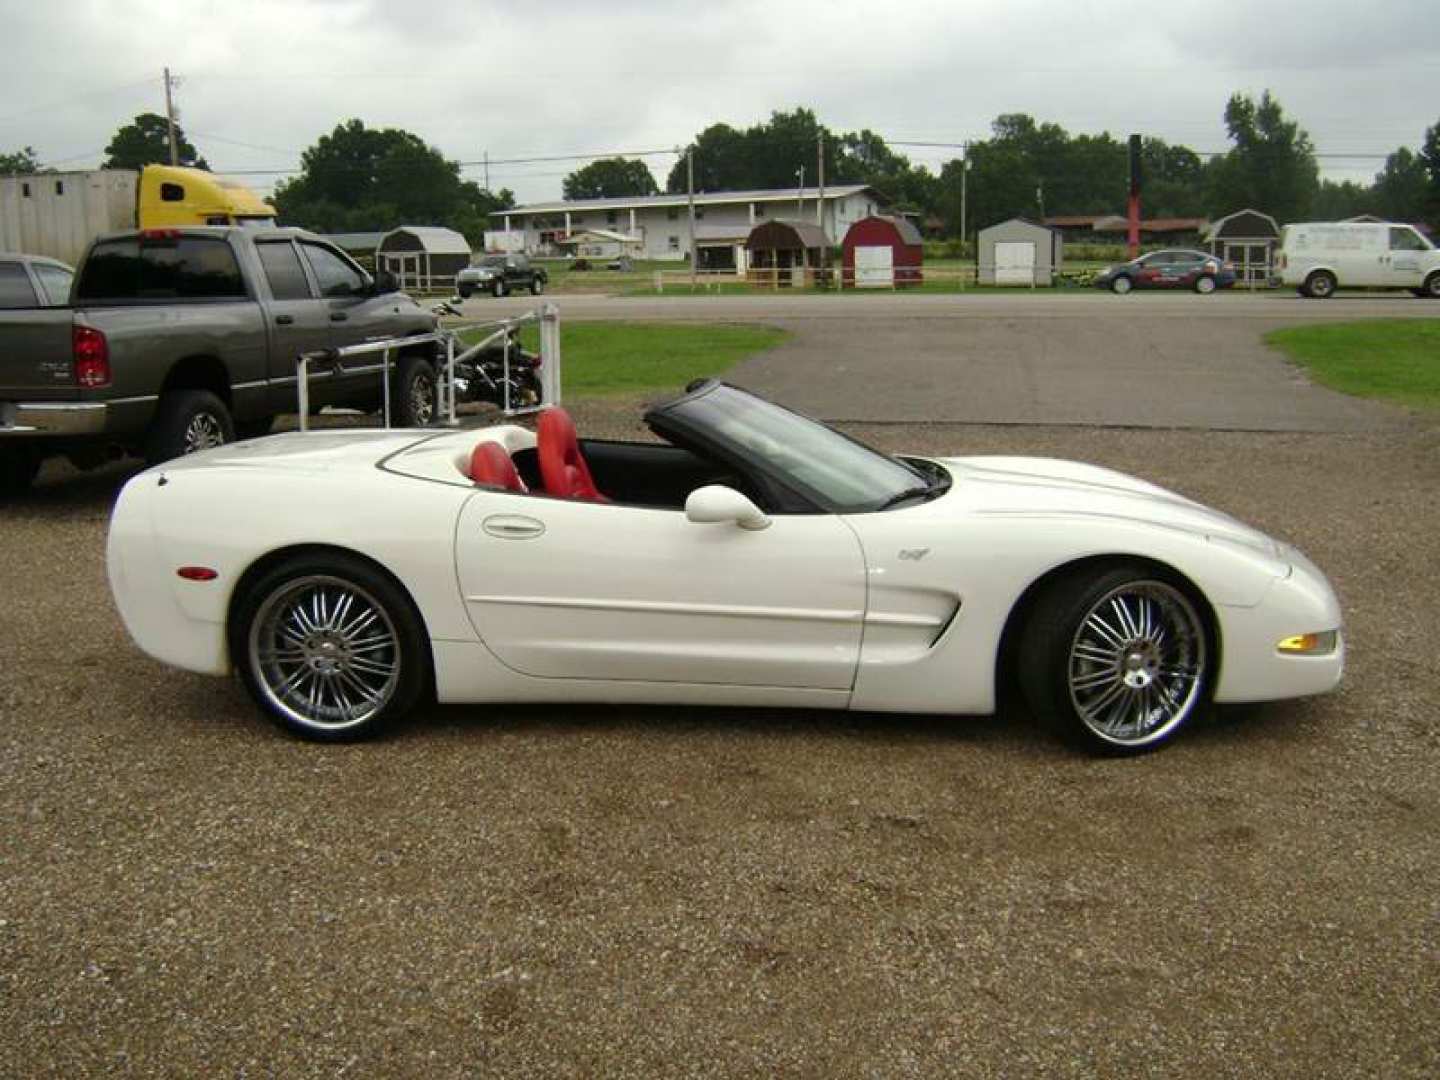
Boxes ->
[107,381,1343,753]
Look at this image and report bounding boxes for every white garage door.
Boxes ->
[854,245,894,288]
[995,241,1036,285]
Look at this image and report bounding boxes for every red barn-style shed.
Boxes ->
[842,215,923,288]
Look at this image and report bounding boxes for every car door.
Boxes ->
[454,492,868,690]
[253,237,332,413]
[1385,226,1429,286]
[297,240,403,406]
[1134,253,1166,288]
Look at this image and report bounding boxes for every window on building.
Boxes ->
[55,180,64,196]
[667,207,679,221]
[21,182,30,197]
[755,205,766,218]
[607,210,618,224]
[668,236,679,251]
[696,209,705,220]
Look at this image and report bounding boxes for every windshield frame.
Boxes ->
[646,381,946,514]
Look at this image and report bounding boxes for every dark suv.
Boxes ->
[455,254,548,298]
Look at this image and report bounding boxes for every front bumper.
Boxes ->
[0,400,108,436]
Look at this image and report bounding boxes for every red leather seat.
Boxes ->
[468,441,527,493]
[537,407,607,501]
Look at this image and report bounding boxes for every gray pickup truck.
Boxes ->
[0,227,439,495]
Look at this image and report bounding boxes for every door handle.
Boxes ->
[275,314,295,325]
[482,513,545,540]
[330,311,349,322]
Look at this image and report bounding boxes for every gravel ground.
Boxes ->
[2,412,1438,1077]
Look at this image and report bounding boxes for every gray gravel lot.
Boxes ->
[2,412,1438,1076]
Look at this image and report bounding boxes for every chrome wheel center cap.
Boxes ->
[1122,645,1158,688]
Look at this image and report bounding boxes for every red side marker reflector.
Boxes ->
[177,566,219,581]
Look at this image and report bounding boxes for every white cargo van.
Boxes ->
[1277,221,1440,298]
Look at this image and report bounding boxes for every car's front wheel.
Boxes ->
[530,276,545,295]
[457,285,473,299]
[1422,271,1440,299]
[1194,275,1217,294]
[492,278,507,298]
[1110,275,1133,295]
[1302,270,1337,299]
[1020,563,1212,754]
[232,553,430,741]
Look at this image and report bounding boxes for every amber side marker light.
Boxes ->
[177,567,219,582]
[1277,631,1338,655]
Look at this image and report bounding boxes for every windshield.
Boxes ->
[662,383,935,512]
[479,255,507,267]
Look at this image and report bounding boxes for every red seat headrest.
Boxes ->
[537,407,607,501]
[468,441,527,492]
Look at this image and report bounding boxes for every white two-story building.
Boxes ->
[486,185,886,270]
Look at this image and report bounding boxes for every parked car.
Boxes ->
[456,254,548,298]
[107,380,1343,754]
[1095,250,1236,294]
[0,227,438,496]
[1276,221,1440,298]
[0,253,74,308]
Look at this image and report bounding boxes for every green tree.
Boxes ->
[1206,91,1318,220]
[1313,179,1374,220]
[562,157,659,200]
[103,112,208,170]
[1372,147,1428,222]
[0,146,41,173]
[1420,118,1440,225]
[272,119,512,245]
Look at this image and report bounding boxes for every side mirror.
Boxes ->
[375,270,399,294]
[684,485,770,531]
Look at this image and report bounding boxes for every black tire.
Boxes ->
[1422,272,1440,299]
[1194,274,1217,294]
[1110,275,1133,295]
[1302,270,1337,299]
[492,278,507,298]
[391,355,437,427]
[0,447,41,497]
[457,285,473,299]
[230,552,430,741]
[235,415,275,441]
[530,276,545,295]
[145,389,234,466]
[1018,563,1213,755]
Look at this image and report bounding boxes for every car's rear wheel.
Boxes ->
[232,553,430,741]
[530,276,544,295]
[1302,270,1337,299]
[1110,275,1133,295]
[1194,275,1217,294]
[146,389,234,465]
[457,285,473,299]
[1020,564,1212,754]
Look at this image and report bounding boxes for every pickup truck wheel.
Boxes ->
[146,389,235,465]
[530,276,545,295]
[1422,271,1440,299]
[457,285,473,299]
[0,447,41,497]
[392,356,437,427]
[492,279,507,298]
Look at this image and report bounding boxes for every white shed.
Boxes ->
[977,217,1063,286]
[376,226,472,291]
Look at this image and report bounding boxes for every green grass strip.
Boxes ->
[459,321,789,397]
[1264,319,1440,411]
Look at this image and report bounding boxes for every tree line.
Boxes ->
[5,96,1438,244]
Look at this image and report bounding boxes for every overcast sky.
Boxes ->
[2,0,1437,205]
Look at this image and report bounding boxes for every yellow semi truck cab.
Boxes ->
[138,165,277,229]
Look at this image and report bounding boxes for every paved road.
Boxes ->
[460,290,1429,431]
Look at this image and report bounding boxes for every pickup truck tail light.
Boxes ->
[73,325,111,388]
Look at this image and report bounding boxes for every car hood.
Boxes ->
[936,455,1282,555]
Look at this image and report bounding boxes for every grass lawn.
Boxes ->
[1264,319,1440,411]
[458,321,789,397]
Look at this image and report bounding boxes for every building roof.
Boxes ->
[502,185,875,217]
[979,216,1060,236]
[1201,209,1281,241]
[849,213,923,246]
[746,218,833,250]
[1047,215,1207,233]
[324,231,387,252]
[377,226,471,255]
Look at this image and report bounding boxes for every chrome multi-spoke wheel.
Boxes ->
[184,411,228,454]
[1020,564,1212,754]
[233,555,429,740]
[1066,580,1205,748]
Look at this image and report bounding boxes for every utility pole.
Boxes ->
[163,67,180,166]
[960,145,968,254]
[687,146,696,288]
[817,132,826,287]
[483,150,490,191]
[796,165,804,214]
